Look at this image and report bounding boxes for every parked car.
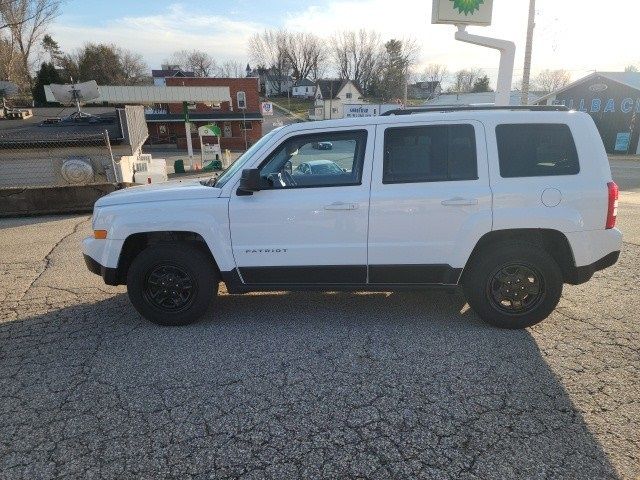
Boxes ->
[295,160,345,175]
[83,106,622,329]
[312,141,333,150]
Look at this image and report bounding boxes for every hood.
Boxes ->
[95,179,222,207]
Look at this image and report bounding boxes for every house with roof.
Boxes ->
[265,74,294,97]
[310,79,364,120]
[408,81,442,100]
[152,66,195,86]
[535,71,640,154]
[246,66,293,97]
[292,78,316,99]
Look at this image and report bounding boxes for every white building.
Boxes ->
[292,78,316,98]
[310,80,364,120]
[265,74,294,97]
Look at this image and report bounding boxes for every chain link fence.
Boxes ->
[0,132,118,188]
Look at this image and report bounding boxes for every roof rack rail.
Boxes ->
[380,105,570,116]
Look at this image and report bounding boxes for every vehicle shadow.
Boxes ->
[0,290,619,479]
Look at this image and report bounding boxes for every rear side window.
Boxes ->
[383,124,478,184]
[496,124,579,178]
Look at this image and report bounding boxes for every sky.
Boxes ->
[48,0,640,86]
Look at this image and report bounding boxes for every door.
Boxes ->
[367,120,492,284]
[229,127,375,285]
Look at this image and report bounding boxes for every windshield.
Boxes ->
[213,129,280,188]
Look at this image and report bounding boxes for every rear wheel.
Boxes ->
[463,243,563,329]
[127,244,219,326]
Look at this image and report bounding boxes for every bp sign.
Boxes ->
[432,0,493,26]
[198,124,221,137]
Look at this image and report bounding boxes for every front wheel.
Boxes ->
[463,243,563,329]
[127,244,219,326]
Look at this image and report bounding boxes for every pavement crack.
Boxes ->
[17,217,89,301]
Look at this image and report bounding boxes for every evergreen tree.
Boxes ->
[41,34,62,64]
[471,75,492,93]
[32,62,62,106]
[379,40,408,101]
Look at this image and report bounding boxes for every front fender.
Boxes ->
[94,198,235,271]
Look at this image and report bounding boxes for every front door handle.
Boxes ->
[441,197,479,206]
[324,202,358,211]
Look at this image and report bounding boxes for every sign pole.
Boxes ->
[521,0,537,105]
[454,26,515,106]
[183,101,194,168]
[432,0,514,106]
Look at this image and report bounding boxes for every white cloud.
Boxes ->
[284,0,640,84]
[48,0,640,86]
[50,3,262,68]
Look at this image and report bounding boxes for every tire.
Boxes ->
[463,242,563,329]
[126,243,219,326]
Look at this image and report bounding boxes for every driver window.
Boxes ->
[259,130,367,189]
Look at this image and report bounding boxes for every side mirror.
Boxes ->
[237,168,261,196]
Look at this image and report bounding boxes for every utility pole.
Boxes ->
[521,0,536,105]
[329,82,333,120]
[183,101,194,166]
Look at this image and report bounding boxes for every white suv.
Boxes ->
[83,106,622,329]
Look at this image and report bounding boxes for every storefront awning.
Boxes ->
[45,85,232,105]
[145,112,263,122]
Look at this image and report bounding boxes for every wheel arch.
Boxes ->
[114,231,220,285]
[462,228,580,285]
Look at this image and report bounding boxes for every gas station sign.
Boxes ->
[432,0,494,26]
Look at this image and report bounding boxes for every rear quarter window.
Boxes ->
[495,123,580,178]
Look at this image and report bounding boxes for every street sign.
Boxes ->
[261,102,274,116]
[432,0,494,26]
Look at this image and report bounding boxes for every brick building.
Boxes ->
[145,77,263,151]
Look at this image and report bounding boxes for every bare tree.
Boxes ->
[119,48,147,85]
[421,63,448,86]
[248,29,290,94]
[0,0,62,89]
[284,32,326,81]
[0,34,22,83]
[533,69,571,93]
[450,68,484,93]
[218,60,244,78]
[169,49,217,77]
[330,29,382,93]
[0,0,48,30]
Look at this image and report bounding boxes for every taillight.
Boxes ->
[606,181,619,229]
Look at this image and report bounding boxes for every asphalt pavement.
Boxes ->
[0,160,638,479]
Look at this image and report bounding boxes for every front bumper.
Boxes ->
[82,236,125,285]
[83,254,120,285]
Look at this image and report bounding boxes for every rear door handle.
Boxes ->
[441,197,479,206]
[324,202,358,211]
